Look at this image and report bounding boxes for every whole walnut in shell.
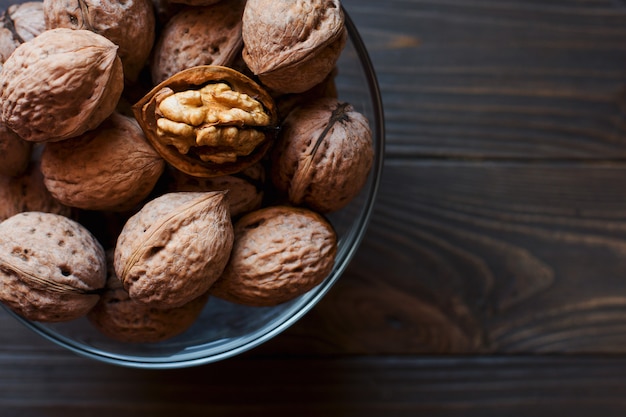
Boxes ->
[151,0,245,85]
[210,205,337,307]
[0,211,106,322]
[271,97,373,213]
[88,251,210,343]
[241,0,346,94]
[40,112,165,212]
[0,156,71,221]
[0,28,124,143]
[114,191,233,309]
[152,0,182,26]
[166,162,265,217]
[43,0,155,82]
[169,0,223,6]
[0,1,46,65]
[0,124,32,177]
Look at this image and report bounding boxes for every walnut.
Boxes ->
[0,156,72,221]
[0,1,46,65]
[43,0,155,82]
[241,0,346,94]
[88,251,209,343]
[0,211,106,322]
[0,123,32,177]
[166,162,265,217]
[271,97,373,213]
[114,191,233,309]
[210,205,337,306]
[0,28,124,143]
[150,0,245,85]
[133,65,278,178]
[151,0,183,27]
[274,67,338,122]
[169,0,223,6]
[40,112,165,212]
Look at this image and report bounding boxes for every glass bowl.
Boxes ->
[3,8,385,369]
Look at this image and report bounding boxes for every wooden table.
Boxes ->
[4,0,626,415]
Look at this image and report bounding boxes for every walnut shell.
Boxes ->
[88,251,209,343]
[0,28,124,143]
[271,97,373,213]
[40,112,165,212]
[150,1,245,85]
[169,0,223,6]
[0,123,32,177]
[275,68,338,122]
[0,211,106,322]
[151,0,184,27]
[0,1,46,65]
[241,0,346,94]
[0,157,71,221]
[210,205,337,307]
[166,162,265,217]
[133,65,278,178]
[114,191,233,309]
[43,0,155,82]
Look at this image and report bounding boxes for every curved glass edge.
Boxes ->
[5,7,386,369]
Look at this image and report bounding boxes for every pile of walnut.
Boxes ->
[0,0,373,344]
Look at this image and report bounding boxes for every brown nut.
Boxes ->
[114,191,234,309]
[40,112,165,212]
[43,0,155,82]
[88,251,209,343]
[271,97,373,213]
[0,156,72,221]
[0,28,124,143]
[0,1,46,65]
[169,0,223,6]
[241,0,346,94]
[150,1,245,85]
[275,68,338,122]
[210,205,337,307]
[0,211,106,322]
[0,123,32,177]
[133,65,278,178]
[166,162,265,217]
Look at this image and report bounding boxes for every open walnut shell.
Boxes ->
[133,65,278,178]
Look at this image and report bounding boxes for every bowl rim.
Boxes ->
[3,6,386,369]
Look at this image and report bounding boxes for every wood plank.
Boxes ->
[1,353,626,416]
[342,0,626,159]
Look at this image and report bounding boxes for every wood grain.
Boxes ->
[2,350,626,416]
[344,0,626,160]
[2,0,626,414]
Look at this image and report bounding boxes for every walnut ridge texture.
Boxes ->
[0,0,375,344]
[0,28,124,143]
[0,212,106,322]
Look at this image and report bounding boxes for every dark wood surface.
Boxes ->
[4,0,626,415]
